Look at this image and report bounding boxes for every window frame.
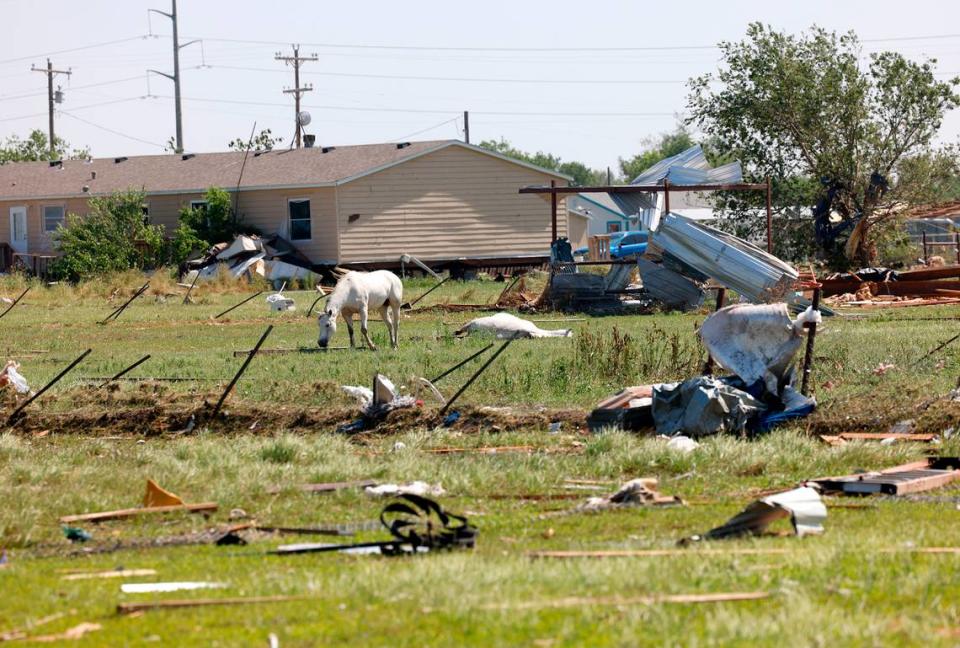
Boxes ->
[189,200,208,211]
[42,204,66,234]
[287,197,312,242]
[605,220,622,234]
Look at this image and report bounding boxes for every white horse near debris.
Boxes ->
[318,270,403,350]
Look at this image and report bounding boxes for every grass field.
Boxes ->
[1,271,960,646]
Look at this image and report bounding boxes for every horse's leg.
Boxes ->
[379,304,392,348]
[343,312,355,348]
[359,304,377,350]
[389,300,400,348]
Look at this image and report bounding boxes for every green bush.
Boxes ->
[179,186,259,247]
[51,189,168,281]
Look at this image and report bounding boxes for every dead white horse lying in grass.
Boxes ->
[318,270,402,349]
[455,312,572,339]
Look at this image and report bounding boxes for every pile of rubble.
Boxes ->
[183,234,319,286]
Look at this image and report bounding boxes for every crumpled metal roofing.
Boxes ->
[647,212,798,303]
[611,144,743,216]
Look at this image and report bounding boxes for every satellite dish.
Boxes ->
[297,111,312,127]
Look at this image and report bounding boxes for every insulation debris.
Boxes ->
[365,482,446,498]
[0,360,29,394]
[573,477,683,512]
[683,487,826,542]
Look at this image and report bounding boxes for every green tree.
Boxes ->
[687,23,960,267]
[179,186,259,247]
[228,128,283,152]
[478,138,604,186]
[51,189,167,281]
[618,126,696,181]
[0,129,88,164]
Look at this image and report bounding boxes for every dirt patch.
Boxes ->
[5,381,590,437]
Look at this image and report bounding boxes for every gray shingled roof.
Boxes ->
[0,140,465,201]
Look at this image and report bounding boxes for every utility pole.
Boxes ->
[463,110,470,144]
[149,0,198,153]
[275,45,317,148]
[31,59,71,157]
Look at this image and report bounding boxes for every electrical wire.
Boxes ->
[391,116,460,141]
[57,110,166,149]
[207,64,686,84]
[161,94,674,117]
[0,35,153,66]
[0,74,148,103]
[0,96,147,123]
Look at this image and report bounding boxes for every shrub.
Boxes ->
[51,189,167,281]
[179,186,259,247]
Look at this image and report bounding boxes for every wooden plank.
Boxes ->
[479,591,770,611]
[837,433,936,442]
[117,595,307,614]
[59,502,218,524]
[266,479,377,495]
[529,549,789,559]
[62,568,157,581]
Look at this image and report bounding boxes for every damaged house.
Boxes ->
[0,140,571,273]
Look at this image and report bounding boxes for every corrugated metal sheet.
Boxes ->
[611,145,743,217]
[648,212,798,303]
[637,258,704,310]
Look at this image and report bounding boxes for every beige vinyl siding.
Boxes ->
[567,211,589,250]
[1,188,337,264]
[336,145,567,263]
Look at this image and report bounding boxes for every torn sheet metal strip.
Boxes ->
[683,486,826,542]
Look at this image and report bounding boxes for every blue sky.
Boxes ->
[2,0,959,169]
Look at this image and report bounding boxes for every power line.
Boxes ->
[392,116,460,141]
[0,74,148,102]
[208,64,686,84]
[0,97,147,123]
[184,32,960,52]
[161,94,673,117]
[57,110,167,149]
[0,36,152,66]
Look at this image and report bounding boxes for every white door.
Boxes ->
[9,207,27,254]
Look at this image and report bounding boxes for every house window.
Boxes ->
[606,221,622,233]
[189,200,207,212]
[43,205,65,233]
[288,199,311,241]
[141,203,150,224]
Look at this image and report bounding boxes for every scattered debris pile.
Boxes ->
[822,264,960,307]
[589,303,818,436]
[339,374,419,431]
[183,234,319,285]
[572,478,683,513]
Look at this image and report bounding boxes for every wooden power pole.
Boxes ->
[275,45,318,148]
[463,110,470,144]
[31,59,71,156]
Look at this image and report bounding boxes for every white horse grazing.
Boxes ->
[318,270,402,350]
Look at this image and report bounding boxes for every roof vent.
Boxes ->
[49,160,63,168]
[91,171,97,180]
[114,156,128,164]
[253,150,264,157]
[396,142,411,149]
[321,146,336,154]
[181,153,195,161]
[303,134,316,148]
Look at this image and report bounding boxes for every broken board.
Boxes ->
[810,458,960,495]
